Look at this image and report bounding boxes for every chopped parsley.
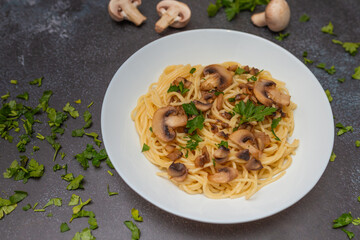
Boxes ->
[214,91,224,96]
[38,90,53,111]
[68,194,80,206]
[141,143,150,152]
[299,14,310,22]
[182,102,199,116]
[336,123,353,136]
[149,127,153,132]
[72,198,91,214]
[342,229,355,239]
[325,89,333,102]
[332,39,360,56]
[302,51,313,64]
[356,140,360,147]
[70,210,98,230]
[317,63,336,74]
[275,32,290,41]
[271,117,281,141]
[1,92,10,100]
[321,21,335,35]
[16,92,29,101]
[247,76,257,82]
[3,158,44,183]
[60,222,70,233]
[10,80,18,85]
[235,67,246,75]
[63,102,79,119]
[107,170,113,176]
[190,67,196,74]
[167,81,190,95]
[43,198,62,208]
[107,185,119,196]
[0,191,28,219]
[207,0,269,21]
[353,217,360,225]
[186,115,205,134]
[233,100,277,124]
[46,134,61,161]
[29,77,43,87]
[75,144,108,169]
[330,152,336,162]
[212,158,216,167]
[228,97,235,102]
[131,208,143,222]
[22,204,31,211]
[352,66,360,80]
[338,78,345,83]
[75,99,81,104]
[185,133,203,151]
[87,101,94,108]
[333,212,353,228]
[85,132,102,147]
[72,228,96,240]
[216,140,228,148]
[124,221,140,240]
[66,174,85,190]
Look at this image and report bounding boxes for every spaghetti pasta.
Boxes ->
[131,62,299,199]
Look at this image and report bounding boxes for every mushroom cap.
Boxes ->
[208,167,238,183]
[167,162,188,182]
[193,100,212,112]
[156,0,191,28]
[167,149,183,161]
[236,149,250,161]
[213,146,230,164]
[265,0,291,32]
[229,129,261,159]
[152,106,187,142]
[201,65,233,91]
[245,157,263,171]
[194,146,210,168]
[254,79,290,107]
[108,0,146,26]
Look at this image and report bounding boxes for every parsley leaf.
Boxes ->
[16,92,29,101]
[338,78,345,83]
[1,91,10,100]
[302,51,313,64]
[182,102,199,116]
[353,217,360,225]
[342,229,354,239]
[29,77,43,87]
[63,102,79,119]
[235,67,246,75]
[329,152,336,162]
[141,143,150,152]
[73,198,91,214]
[352,66,360,80]
[167,81,190,95]
[68,194,80,206]
[107,185,119,196]
[131,208,143,222]
[317,63,336,74]
[43,198,62,208]
[72,228,96,240]
[356,140,360,147]
[0,191,28,219]
[185,133,203,150]
[233,100,277,124]
[10,80,17,85]
[333,212,353,228]
[321,21,335,35]
[3,158,44,183]
[332,39,360,56]
[22,204,31,211]
[75,144,108,169]
[124,221,141,240]
[325,89,333,102]
[247,76,257,82]
[216,140,228,148]
[271,117,281,141]
[299,14,310,22]
[84,132,102,147]
[72,128,85,137]
[38,90,52,111]
[83,110,92,128]
[336,123,353,136]
[66,175,84,190]
[275,32,290,41]
[190,68,196,74]
[186,115,205,134]
[60,222,70,233]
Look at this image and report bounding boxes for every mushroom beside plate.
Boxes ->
[101,29,334,224]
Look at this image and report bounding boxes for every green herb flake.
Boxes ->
[68,194,80,206]
[60,152,66,159]
[141,143,150,152]
[16,92,29,101]
[1,92,10,100]
[302,51,313,64]
[63,102,79,119]
[336,122,353,136]
[321,22,335,35]
[107,170,113,176]
[0,191,28,219]
[107,185,119,196]
[212,158,216,167]
[149,127,153,132]
[228,97,235,102]
[190,68,196,74]
[352,66,360,80]
[22,203,32,211]
[36,133,45,140]
[43,198,62,209]
[216,140,228,148]
[83,110,92,128]
[72,128,85,137]
[29,77,43,87]
[247,76,257,82]
[338,78,345,83]
[87,101,94,108]
[342,229,355,239]
[47,213,53,217]
[353,217,360,225]
[186,114,205,134]
[214,91,224,96]
[106,159,114,169]
[271,117,282,141]
[356,140,360,147]
[3,159,44,183]
[70,210,98,230]
[72,198,91,214]
[275,32,290,41]
[233,100,277,124]
[299,14,310,22]
[10,80,18,85]
[131,208,143,222]
[124,221,140,240]
[60,222,70,233]
[185,133,203,151]
[182,102,199,116]
[332,39,360,56]
[66,175,84,190]
[33,146,40,152]
[333,212,353,228]
[167,81,190,95]
[85,132,102,147]
[325,89,333,102]
[235,67,246,75]
[75,99,81,104]
[38,90,53,111]
[72,228,96,240]
[329,152,336,162]
[75,144,108,169]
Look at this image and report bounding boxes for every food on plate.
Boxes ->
[155,0,191,33]
[131,62,299,199]
[251,0,290,32]
[108,0,146,26]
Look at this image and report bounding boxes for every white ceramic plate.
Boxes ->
[101,29,334,224]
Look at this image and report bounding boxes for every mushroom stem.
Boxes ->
[251,12,266,27]
[122,3,147,26]
[155,11,178,33]
[108,0,146,26]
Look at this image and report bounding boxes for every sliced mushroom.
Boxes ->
[108,0,146,26]
[253,79,290,107]
[208,167,238,183]
[167,149,183,161]
[167,162,187,182]
[229,129,261,159]
[200,65,233,91]
[254,132,271,151]
[213,146,230,164]
[227,64,238,72]
[251,0,290,32]
[210,123,218,133]
[193,100,212,112]
[172,77,192,88]
[201,91,216,103]
[236,149,250,161]
[194,146,210,168]
[152,106,187,142]
[155,0,191,33]
[220,111,233,120]
[164,144,176,153]
[216,131,229,139]
[216,93,224,111]
[245,157,263,171]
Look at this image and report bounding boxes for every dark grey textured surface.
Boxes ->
[0,0,360,239]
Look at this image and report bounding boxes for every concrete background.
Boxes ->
[0,0,359,239]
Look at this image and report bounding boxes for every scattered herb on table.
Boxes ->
[299,14,310,22]
[68,194,80,206]
[16,92,29,101]
[70,210,98,230]
[0,191,28,219]
[29,77,43,87]
[325,89,333,102]
[317,63,336,75]
[124,220,140,240]
[73,198,91,214]
[75,144,108,169]
[3,158,44,183]
[342,229,354,239]
[336,123,353,136]
[329,152,336,162]
[332,39,360,56]
[131,208,143,222]
[338,78,345,83]
[10,80,18,85]
[43,198,62,209]
[22,203,32,211]
[302,51,313,64]
[107,185,119,196]
[60,222,70,233]
[321,21,335,35]
[72,228,96,240]
[66,174,85,190]
[63,102,79,119]
[333,212,353,228]
[275,32,290,41]
[75,99,81,104]
[352,66,360,80]
[356,140,360,147]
